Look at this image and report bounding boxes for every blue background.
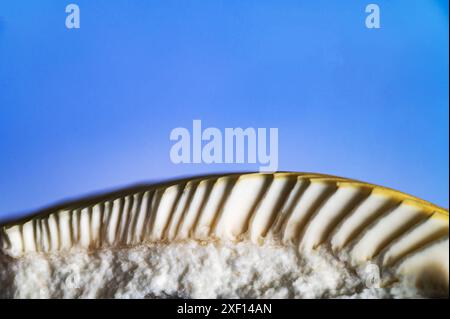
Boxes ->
[0,0,448,221]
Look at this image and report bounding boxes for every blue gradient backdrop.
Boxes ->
[0,1,448,220]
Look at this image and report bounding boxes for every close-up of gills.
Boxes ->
[0,172,448,298]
